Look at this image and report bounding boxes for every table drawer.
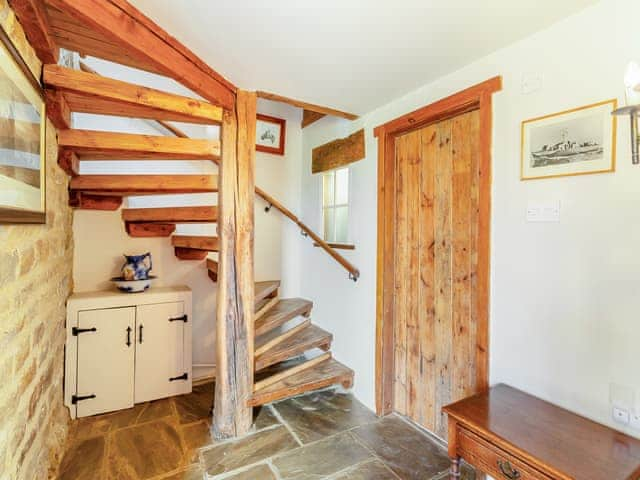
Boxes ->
[458,427,551,480]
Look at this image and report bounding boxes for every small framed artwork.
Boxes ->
[521,99,617,180]
[256,114,286,155]
[0,26,46,223]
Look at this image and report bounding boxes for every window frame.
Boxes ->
[321,166,350,244]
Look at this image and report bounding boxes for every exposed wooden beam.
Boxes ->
[46,0,236,110]
[171,235,219,252]
[174,247,208,261]
[45,89,71,130]
[9,0,59,63]
[57,149,79,176]
[257,91,358,122]
[44,64,223,124]
[302,110,326,128]
[312,129,365,173]
[69,174,218,195]
[125,222,175,237]
[122,206,217,224]
[58,129,220,160]
[68,191,122,210]
[214,90,256,439]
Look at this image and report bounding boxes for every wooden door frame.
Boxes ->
[373,76,502,416]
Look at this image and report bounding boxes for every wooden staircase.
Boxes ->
[46,64,354,410]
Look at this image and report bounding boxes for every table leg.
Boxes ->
[450,457,461,479]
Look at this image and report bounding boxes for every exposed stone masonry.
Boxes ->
[0,1,73,477]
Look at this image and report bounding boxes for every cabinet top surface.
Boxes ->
[69,286,191,305]
[443,384,640,480]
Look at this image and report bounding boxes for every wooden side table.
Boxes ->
[443,384,640,480]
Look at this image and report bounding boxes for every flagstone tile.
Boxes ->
[202,426,298,476]
[273,432,372,480]
[351,416,450,480]
[273,390,378,444]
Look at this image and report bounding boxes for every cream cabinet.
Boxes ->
[65,287,192,419]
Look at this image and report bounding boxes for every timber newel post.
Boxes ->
[213,90,256,439]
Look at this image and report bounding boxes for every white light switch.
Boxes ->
[526,201,560,223]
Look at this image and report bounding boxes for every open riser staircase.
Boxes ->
[45,63,355,411]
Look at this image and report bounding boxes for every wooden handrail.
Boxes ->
[256,187,360,280]
[79,62,360,280]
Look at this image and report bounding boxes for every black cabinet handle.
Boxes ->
[169,373,188,382]
[126,326,132,347]
[72,327,97,336]
[169,314,188,323]
[139,324,143,344]
[71,394,96,404]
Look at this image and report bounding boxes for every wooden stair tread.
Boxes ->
[171,235,219,251]
[58,129,220,160]
[43,65,223,124]
[254,280,280,304]
[249,358,354,406]
[255,323,333,371]
[123,206,218,223]
[69,175,217,195]
[255,298,312,336]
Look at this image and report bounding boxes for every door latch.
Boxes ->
[71,394,96,404]
[168,314,188,323]
[72,327,97,336]
[169,373,188,382]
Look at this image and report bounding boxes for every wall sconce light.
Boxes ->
[612,61,640,164]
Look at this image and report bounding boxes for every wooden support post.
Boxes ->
[213,90,256,439]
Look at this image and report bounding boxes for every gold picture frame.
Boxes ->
[521,99,617,181]
[0,25,46,223]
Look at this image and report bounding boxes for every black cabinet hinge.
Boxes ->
[169,314,188,323]
[72,394,96,404]
[72,327,97,336]
[169,373,188,382]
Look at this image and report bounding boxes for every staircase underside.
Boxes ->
[36,24,356,422]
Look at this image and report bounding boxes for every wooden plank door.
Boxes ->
[134,302,189,403]
[393,109,480,440]
[76,307,136,417]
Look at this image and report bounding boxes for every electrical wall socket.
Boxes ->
[613,406,630,425]
[630,412,640,430]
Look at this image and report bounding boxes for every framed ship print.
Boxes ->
[0,26,46,223]
[521,99,617,180]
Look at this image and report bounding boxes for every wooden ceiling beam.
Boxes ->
[9,0,59,64]
[302,110,326,128]
[45,0,236,110]
[257,91,358,127]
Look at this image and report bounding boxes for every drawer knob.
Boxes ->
[497,460,521,479]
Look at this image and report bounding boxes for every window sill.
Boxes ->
[313,242,356,250]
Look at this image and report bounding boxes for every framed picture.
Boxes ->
[256,114,285,155]
[521,99,617,180]
[0,26,46,223]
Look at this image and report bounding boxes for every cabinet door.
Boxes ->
[76,307,136,417]
[135,302,187,403]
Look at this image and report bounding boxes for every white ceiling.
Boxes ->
[129,0,598,115]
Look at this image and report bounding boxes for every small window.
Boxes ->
[322,167,349,243]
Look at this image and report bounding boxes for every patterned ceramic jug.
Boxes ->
[121,252,152,280]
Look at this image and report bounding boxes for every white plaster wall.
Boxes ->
[300,0,640,437]
[72,59,303,378]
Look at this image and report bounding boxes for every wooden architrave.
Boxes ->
[302,110,326,128]
[373,76,502,416]
[312,128,365,173]
[45,0,236,110]
[8,0,59,63]
[213,90,256,439]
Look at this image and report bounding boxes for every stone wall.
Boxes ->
[0,1,73,478]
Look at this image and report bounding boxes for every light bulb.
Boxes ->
[624,61,640,90]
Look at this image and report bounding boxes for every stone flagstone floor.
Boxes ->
[56,384,475,480]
